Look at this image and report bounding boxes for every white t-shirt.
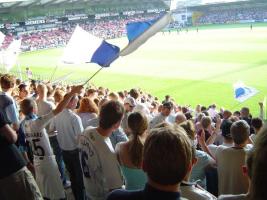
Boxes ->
[22,112,55,157]
[79,127,123,200]
[149,113,168,129]
[208,143,233,158]
[181,182,217,200]
[216,146,251,195]
[54,109,84,151]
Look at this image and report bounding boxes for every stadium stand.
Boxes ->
[0,71,265,199]
[1,1,267,200]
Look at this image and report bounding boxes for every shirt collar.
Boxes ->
[144,184,181,200]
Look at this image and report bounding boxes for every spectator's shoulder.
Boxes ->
[107,189,144,200]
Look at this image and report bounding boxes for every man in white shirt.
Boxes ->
[79,100,124,200]
[181,148,216,200]
[218,150,253,200]
[149,102,173,129]
[216,120,252,195]
[36,83,69,188]
[208,119,234,158]
[0,74,19,131]
[20,85,82,199]
[54,94,85,200]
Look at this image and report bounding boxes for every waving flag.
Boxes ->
[0,31,5,46]
[61,26,120,67]
[120,12,173,56]
[2,39,21,72]
[233,82,258,102]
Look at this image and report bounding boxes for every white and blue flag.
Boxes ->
[234,82,258,102]
[120,12,173,56]
[62,26,120,67]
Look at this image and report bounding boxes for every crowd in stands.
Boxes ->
[197,7,267,24]
[0,72,267,200]
[0,13,160,52]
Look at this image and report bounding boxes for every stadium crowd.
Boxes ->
[0,72,266,200]
[197,7,267,24]
[1,13,160,52]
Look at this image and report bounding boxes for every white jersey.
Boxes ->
[22,112,65,199]
[79,127,123,200]
[22,112,55,157]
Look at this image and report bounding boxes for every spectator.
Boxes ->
[218,149,254,200]
[149,102,173,129]
[180,120,215,188]
[107,124,192,200]
[20,89,78,199]
[79,100,124,200]
[0,74,19,131]
[54,94,85,200]
[77,97,98,128]
[250,125,267,200]
[175,112,187,125]
[216,120,251,195]
[121,97,136,135]
[249,117,263,144]
[116,112,148,190]
[0,110,42,200]
[180,146,217,200]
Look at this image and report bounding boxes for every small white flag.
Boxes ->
[2,39,21,72]
[233,81,258,102]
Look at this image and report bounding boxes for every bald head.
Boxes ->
[175,113,187,125]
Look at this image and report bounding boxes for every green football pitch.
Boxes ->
[9,24,267,115]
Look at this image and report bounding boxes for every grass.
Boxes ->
[5,24,267,116]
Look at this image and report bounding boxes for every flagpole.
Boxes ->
[49,64,59,82]
[83,67,103,86]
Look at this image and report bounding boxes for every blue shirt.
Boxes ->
[107,184,181,200]
[190,150,213,188]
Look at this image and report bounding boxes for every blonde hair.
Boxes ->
[0,74,16,89]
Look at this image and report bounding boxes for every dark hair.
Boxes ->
[118,91,125,99]
[20,98,36,116]
[99,100,124,129]
[230,120,250,145]
[162,102,173,109]
[129,88,139,100]
[250,126,267,200]
[221,119,233,139]
[144,126,191,185]
[251,117,263,130]
[128,112,148,167]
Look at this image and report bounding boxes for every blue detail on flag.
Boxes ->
[126,19,157,42]
[235,87,245,98]
[90,41,120,67]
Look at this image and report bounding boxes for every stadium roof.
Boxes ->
[0,0,162,10]
[175,0,263,7]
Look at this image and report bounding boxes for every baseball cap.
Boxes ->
[124,97,136,107]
